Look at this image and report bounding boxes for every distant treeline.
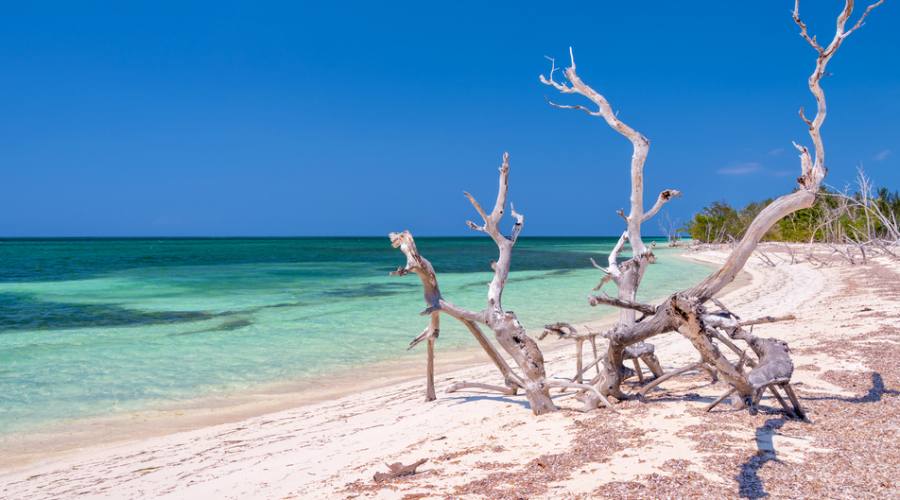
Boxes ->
[683,181,900,244]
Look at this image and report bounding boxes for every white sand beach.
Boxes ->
[2,244,898,498]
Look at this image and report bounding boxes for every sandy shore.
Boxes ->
[0,336,503,471]
[2,244,898,498]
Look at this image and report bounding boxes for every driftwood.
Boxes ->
[637,361,719,397]
[447,381,516,395]
[390,1,881,418]
[541,46,682,396]
[624,342,664,380]
[705,387,737,413]
[532,0,881,411]
[373,459,428,482]
[390,231,520,402]
[541,323,662,390]
[541,322,593,385]
[391,154,556,414]
[701,308,805,418]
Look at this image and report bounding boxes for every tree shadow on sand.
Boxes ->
[446,390,577,411]
[447,394,532,410]
[736,372,897,498]
[737,418,786,498]
[799,372,898,404]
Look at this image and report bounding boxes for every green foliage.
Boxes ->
[686,201,741,243]
[684,185,900,243]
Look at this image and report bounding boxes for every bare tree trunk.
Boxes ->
[540,0,882,405]
[542,52,682,399]
[390,0,883,419]
[391,154,556,414]
[461,154,556,413]
[391,232,524,401]
[425,336,436,402]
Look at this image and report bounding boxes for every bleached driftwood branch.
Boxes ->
[392,154,560,414]
[541,48,681,323]
[390,230,521,401]
[391,1,882,420]
[540,0,881,410]
[540,46,683,398]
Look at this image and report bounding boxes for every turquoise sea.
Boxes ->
[0,237,711,436]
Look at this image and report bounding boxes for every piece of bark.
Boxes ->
[373,459,428,482]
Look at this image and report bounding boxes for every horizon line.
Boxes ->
[0,234,674,240]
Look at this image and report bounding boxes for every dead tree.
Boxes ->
[540,49,681,387]
[539,322,599,386]
[659,211,682,247]
[537,0,882,410]
[539,50,682,327]
[829,168,900,258]
[391,154,612,414]
[389,229,520,402]
[390,0,882,418]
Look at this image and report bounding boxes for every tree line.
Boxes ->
[682,171,900,244]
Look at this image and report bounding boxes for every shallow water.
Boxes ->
[0,237,711,435]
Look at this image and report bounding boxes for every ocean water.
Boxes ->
[0,237,711,435]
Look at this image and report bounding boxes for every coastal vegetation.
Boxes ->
[684,172,900,245]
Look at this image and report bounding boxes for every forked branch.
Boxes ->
[560,0,881,406]
[540,47,653,257]
[690,0,881,301]
[392,154,557,414]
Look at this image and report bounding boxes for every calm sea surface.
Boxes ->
[0,237,711,434]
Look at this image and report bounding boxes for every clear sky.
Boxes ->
[1,1,896,237]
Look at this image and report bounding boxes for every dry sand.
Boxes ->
[2,244,898,499]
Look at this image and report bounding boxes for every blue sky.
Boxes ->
[0,1,897,237]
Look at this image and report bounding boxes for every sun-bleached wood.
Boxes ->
[391,154,557,414]
[391,0,881,419]
[538,0,881,410]
[540,49,682,323]
[540,48,683,403]
[390,230,522,401]
[639,361,706,397]
[542,322,663,392]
